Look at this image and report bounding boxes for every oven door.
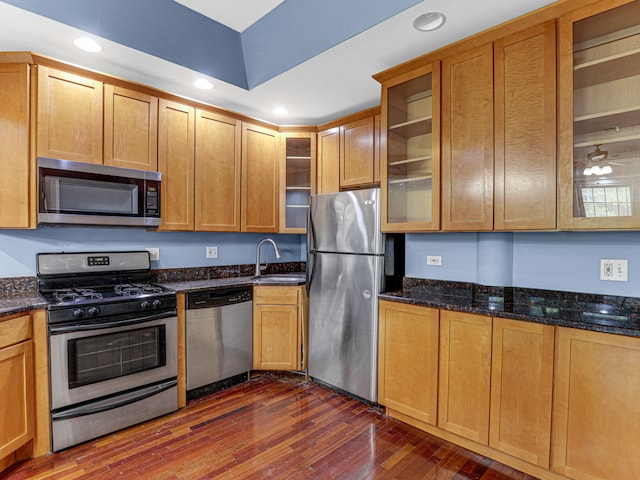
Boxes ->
[49,312,177,410]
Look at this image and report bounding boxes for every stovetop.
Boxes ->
[36,251,177,323]
[42,282,169,306]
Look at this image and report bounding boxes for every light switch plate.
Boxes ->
[600,258,628,282]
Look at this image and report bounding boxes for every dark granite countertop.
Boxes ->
[0,264,306,318]
[0,294,47,317]
[379,278,640,337]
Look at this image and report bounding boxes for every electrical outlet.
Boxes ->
[600,258,628,282]
[146,247,160,261]
[427,255,442,266]
[206,246,218,259]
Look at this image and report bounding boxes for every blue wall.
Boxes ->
[0,228,305,278]
[4,227,640,297]
[406,231,640,297]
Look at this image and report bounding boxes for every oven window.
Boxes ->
[67,325,166,389]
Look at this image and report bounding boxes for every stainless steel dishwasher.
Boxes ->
[186,287,252,399]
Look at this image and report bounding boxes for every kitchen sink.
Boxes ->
[251,273,305,284]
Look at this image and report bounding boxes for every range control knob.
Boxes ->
[140,301,151,310]
[152,299,162,309]
[72,309,85,319]
[87,307,100,317]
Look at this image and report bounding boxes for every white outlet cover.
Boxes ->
[600,258,628,282]
[206,246,218,259]
[427,255,442,266]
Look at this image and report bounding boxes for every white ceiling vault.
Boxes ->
[0,0,557,125]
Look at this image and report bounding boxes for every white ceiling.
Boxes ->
[0,0,557,125]
[174,0,285,32]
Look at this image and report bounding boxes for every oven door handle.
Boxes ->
[51,378,177,421]
[49,310,177,334]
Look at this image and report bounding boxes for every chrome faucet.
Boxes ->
[255,238,281,276]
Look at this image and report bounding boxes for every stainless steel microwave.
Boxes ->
[37,157,161,228]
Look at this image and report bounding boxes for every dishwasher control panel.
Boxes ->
[187,287,252,309]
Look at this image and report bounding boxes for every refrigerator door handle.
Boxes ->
[306,251,317,296]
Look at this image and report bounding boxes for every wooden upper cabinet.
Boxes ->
[241,122,279,232]
[442,44,494,231]
[374,114,381,184]
[0,63,31,229]
[104,84,158,171]
[494,22,557,230]
[559,0,640,230]
[340,116,375,187]
[553,327,640,480]
[279,132,316,233]
[36,65,103,164]
[489,318,554,468]
[378,301,439,427]
[381,63,440,232]
[194,109,241,232]
[438,310,492,444]
[317,127,340,194]
[158,99,195,231]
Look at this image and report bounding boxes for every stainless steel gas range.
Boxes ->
[37,251,178,452]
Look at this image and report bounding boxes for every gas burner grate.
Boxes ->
[53,288,104,303]
[114,283,164,297]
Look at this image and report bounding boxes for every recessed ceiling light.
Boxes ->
[413,12,446,32]
[273,107,288,116]
[194,79,214,90]
[73,37,102,53]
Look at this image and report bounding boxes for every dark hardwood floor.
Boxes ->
[4,373,538,479]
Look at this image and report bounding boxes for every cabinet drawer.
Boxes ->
[0,314,31,349]
[253,286,299,305]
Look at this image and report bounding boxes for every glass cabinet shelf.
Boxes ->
[388,175,432,185]
[389,116,433,138]
[281,135,314,232]
[565,1,640,224]
[382,66,439,230]
[388,155,432,166]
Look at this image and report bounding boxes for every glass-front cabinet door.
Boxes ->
[559,0,640,229]
[381,63,440,231]
[279,132,316,233]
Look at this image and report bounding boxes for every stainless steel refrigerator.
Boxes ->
[307,188,401,403]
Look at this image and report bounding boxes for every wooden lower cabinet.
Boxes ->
[252,286,306,371]
[438,310,492,444]
[378,303,566,480]
[377,301,439,426]
[0,314,35,473]
[553,327,640,480]
[490,318,554,468]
